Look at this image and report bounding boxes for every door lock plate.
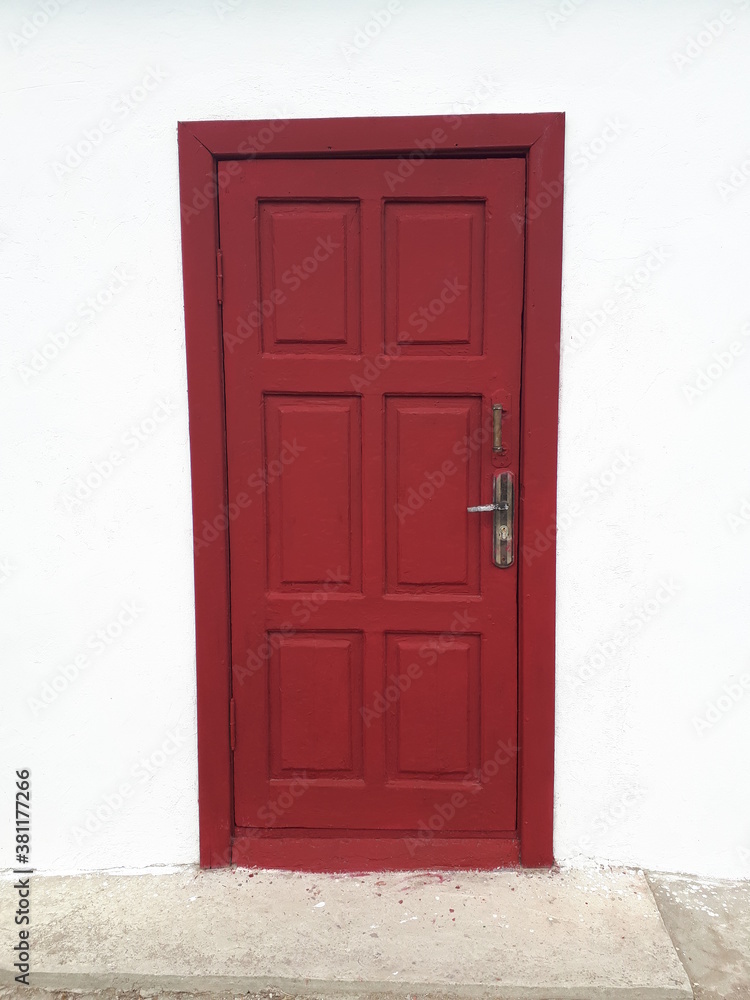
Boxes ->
[493,472,514,567]
[467,473,514,568]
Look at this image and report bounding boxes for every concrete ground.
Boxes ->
[647,873,750,999]
[0,865,744,999]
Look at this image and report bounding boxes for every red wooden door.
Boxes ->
[218,156,525,861]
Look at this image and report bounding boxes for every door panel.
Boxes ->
[258,201,361,353]
[385,395,481,593]
[383,200,485,353]
[269,631,364,778]
[219,157,525,837]
[386,632,482,780]
[265,394,362,592]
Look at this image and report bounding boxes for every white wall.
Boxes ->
[2,0,749,879]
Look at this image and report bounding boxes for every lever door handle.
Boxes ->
[466,472,514,567]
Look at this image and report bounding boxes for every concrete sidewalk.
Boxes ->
[647,873,750,999]
[0,865,694,999]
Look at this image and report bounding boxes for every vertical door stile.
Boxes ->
[360,191,386,799]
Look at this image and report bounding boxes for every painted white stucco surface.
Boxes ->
[1,0,749,879]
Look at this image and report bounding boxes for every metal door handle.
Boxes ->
[466,472,514,567]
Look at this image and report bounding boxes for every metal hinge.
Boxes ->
[229,697,236,751]
[216,249,224,304]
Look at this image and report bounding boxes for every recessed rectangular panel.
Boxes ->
[269,632,363,778]
[386,634,481,780]
[260,202,360,354]
[384,202,484,354]
[386,396,481,593]
[266,396,361,591]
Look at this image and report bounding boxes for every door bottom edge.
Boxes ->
[231,832,520,872]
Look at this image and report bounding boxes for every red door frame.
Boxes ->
[177,113,564,870]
